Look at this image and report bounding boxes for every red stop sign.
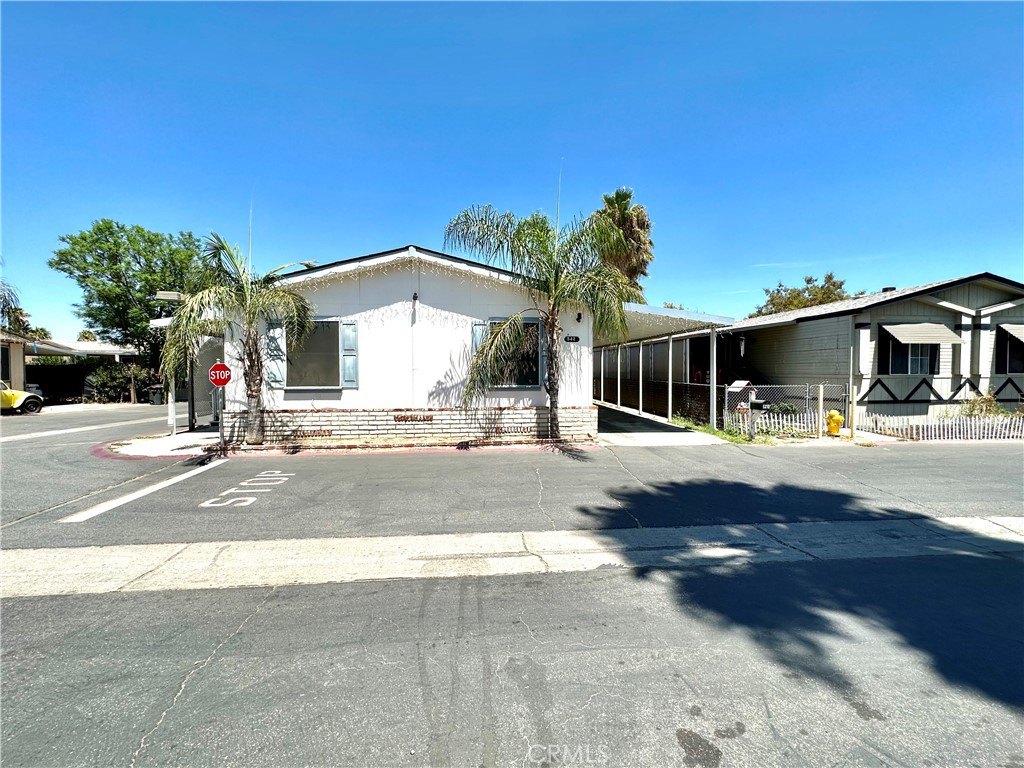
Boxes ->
[209,362,232,387]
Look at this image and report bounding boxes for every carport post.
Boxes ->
[638,340,644,415]
[167,375,176,436]
[709,328,718,427]
[667,337,673,421]
[616,344,621,406]
[600,348,605,402]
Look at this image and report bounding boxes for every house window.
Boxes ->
[995,326,1024,374]
[267,320,358,388]
[474,319,541,388]
[878,329,938,375]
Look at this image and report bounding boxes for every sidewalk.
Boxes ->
[110,426,221,457]
[5,515,1021,598]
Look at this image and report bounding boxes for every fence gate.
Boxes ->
[188,338,223,430]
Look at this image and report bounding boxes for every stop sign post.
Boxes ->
[209,361,231,447]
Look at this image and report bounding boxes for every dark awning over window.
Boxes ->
[1000,323,1024,343]
[882,323,963,345]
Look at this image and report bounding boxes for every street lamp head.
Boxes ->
[156,290,186,302]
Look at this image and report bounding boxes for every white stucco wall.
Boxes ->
[222,257,594,412]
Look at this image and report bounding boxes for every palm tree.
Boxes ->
[161,233,315,445]
[445,205,643,440]
[0,278,20,326]
[592,187,654,286]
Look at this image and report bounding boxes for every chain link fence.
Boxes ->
[724,383,849,435]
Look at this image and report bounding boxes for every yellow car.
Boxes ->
[0,381,43,414]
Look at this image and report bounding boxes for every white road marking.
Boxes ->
[0,416,185,443]
[6,515,1021,597]
[59,459,230,523]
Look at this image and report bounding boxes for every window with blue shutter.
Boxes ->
[272,319,357,388]
[265,322,286,386]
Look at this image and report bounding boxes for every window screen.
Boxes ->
[287,321,340,387]
[489,320,540,387]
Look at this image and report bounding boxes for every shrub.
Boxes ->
[86,363,159,403]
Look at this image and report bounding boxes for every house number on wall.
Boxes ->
[564,335,580,343]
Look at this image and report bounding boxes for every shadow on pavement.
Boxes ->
[597,405,690,434]
[577,478,1024,712]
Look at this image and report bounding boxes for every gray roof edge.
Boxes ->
[623,303,734,325]
[723,271,1024,331]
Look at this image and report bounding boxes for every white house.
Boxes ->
[220,246,597,443]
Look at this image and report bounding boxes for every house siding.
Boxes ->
[744,315,852,385]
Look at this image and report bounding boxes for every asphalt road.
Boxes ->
[3,438,1021,549]
[2,407,1022,767]
[0,403,192,528]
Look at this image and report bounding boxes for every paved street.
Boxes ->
[2,407,1023,767]
[0,403,190,528]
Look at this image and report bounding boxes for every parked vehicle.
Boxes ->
[0,381,43,414]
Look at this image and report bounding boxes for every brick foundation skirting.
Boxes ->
[222,406,598,444]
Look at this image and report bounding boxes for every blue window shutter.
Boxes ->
[266,322,286,386]
[538,322,547,386]
[341,322,358,387]
[471,322,487,354]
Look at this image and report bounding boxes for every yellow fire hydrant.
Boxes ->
[827,409,845,435]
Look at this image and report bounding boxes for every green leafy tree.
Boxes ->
[77,330,97,342]
[662,302,685,310]
[161,234,315,445]
[48,220,205,367]
[445,205,643,440]
[750,273,864,317]
[592,187,654,288]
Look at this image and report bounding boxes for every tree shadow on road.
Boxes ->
[577,479,1024,713]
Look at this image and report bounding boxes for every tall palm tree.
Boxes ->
[592,187,654,286]
[0,278,20,326]
[445,205,643,440]
[161,233,314,445]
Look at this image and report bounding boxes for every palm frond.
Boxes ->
[0,279,20,321]
[462,314,533,405]
[559,263,643,341]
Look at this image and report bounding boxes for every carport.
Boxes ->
[593,304,734,430]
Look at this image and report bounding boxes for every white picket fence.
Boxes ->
[725,411,820,435]
[864,415,1024,441]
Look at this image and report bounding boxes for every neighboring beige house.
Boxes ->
[0,330,78,390]
[725,272,1024,417]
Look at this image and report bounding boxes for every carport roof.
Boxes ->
[595,304,734,345]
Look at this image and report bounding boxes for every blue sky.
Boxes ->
[3,2,1022,340]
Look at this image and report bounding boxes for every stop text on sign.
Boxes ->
[199,470,294,507]
[209,362,232,387]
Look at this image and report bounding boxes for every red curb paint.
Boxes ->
[89,442,190,461]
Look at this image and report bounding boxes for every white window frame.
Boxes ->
[889,339,936,376]
[475,317,544,390]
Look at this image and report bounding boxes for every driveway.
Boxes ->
[597,404,725,446]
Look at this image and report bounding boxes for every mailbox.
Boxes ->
[749,398,768,411]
